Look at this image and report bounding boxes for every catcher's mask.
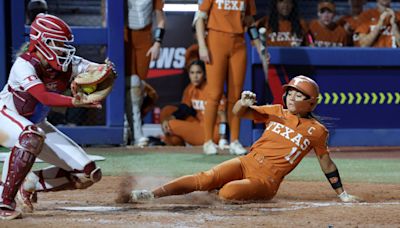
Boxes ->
[28,13,76,72]
[282,75,320,113]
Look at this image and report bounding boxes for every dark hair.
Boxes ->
[27,0,48,23]
[187,59,206,74]
[268,0,304,38]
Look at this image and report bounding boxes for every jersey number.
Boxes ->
[285,147,301,164]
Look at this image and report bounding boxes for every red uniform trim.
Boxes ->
[0,106,24,130]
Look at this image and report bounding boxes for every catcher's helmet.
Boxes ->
[282,75,320,113]
[28,13,75,72]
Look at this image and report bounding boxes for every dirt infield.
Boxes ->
[1,176,399,228]
[1,147,399,227]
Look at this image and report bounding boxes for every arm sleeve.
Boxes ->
[28,84,74,107]
[199,0,212,13]
[313,129,329,156]
[251,105,283,123]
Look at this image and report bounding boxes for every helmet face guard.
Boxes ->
[28,14,75,72]
[282,75,320,113]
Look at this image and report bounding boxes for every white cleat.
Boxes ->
[229,140,247,155]
[136,137,149,147]
[203,140,218,155]
[130,190,154,202]
[218,138,229,150]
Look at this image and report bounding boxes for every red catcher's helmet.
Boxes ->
[28,13,75,72]
[282,75,320,113]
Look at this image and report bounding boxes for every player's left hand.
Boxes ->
[338,191,362,203]
[146,42,161,61]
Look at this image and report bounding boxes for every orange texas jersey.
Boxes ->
[199,0,256,34]
[337,15,361,32]
[355,8,400,47]
[256,16,308,47]
[153,0,164,10]
[308,20,349,47]
[249,104,329,177]
[181,82,226,122]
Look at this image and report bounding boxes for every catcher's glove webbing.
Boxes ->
[73,59,117,103]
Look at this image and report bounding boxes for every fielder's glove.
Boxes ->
[338,191,361,203]
[72,59,117,103]
[240,91,257,107]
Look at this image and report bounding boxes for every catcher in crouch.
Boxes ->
[129,76,360,203]
[0,14,115,220]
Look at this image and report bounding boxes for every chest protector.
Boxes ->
[127,0,153,30]
[11,52,72,117]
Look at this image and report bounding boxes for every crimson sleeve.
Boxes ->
[27,84,74,107]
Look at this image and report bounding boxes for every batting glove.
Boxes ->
[240,91,256,107]
[338,191,361,203]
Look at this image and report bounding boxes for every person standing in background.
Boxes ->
[194,0,265,155]
[26,0,48,24]
[256,0,308,47]
[124,0,166,146]
[308,0,349,47]
[355,0,400,47]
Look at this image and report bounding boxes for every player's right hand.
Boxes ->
[240,91,256,107]
[199,46,210,64]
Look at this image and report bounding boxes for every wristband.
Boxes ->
[247,26,259,40]
[154,28,165,44]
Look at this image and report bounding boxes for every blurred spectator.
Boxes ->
[308,0,349,47]
[337,0,366,46]
[160,60,228,148]
[257,0,308,47]
[124,0,166,146]
[356,0,400,47]
[26,0,48,24]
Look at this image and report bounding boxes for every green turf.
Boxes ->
[0,150,399,184]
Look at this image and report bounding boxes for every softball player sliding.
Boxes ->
[130,76,360,203]
[0,14,110,220]
[124,0,166,146]
[194,0,265,155]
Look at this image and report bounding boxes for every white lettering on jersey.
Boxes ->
[314,40,344,47]
[216,0,244,11]
[265,121,311,151]
[308,127,315,135]
[192,99,205,110]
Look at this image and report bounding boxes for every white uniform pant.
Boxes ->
[0,106,93,192]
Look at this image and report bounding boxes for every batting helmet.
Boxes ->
[282,75,320,113]
[28,13,75,72]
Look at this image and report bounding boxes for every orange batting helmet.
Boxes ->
[282,75,320,113]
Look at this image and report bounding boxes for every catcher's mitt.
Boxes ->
[72,59,117,103]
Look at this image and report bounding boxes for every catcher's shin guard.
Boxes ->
[126,75,148,146]
[1,125,45,207]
